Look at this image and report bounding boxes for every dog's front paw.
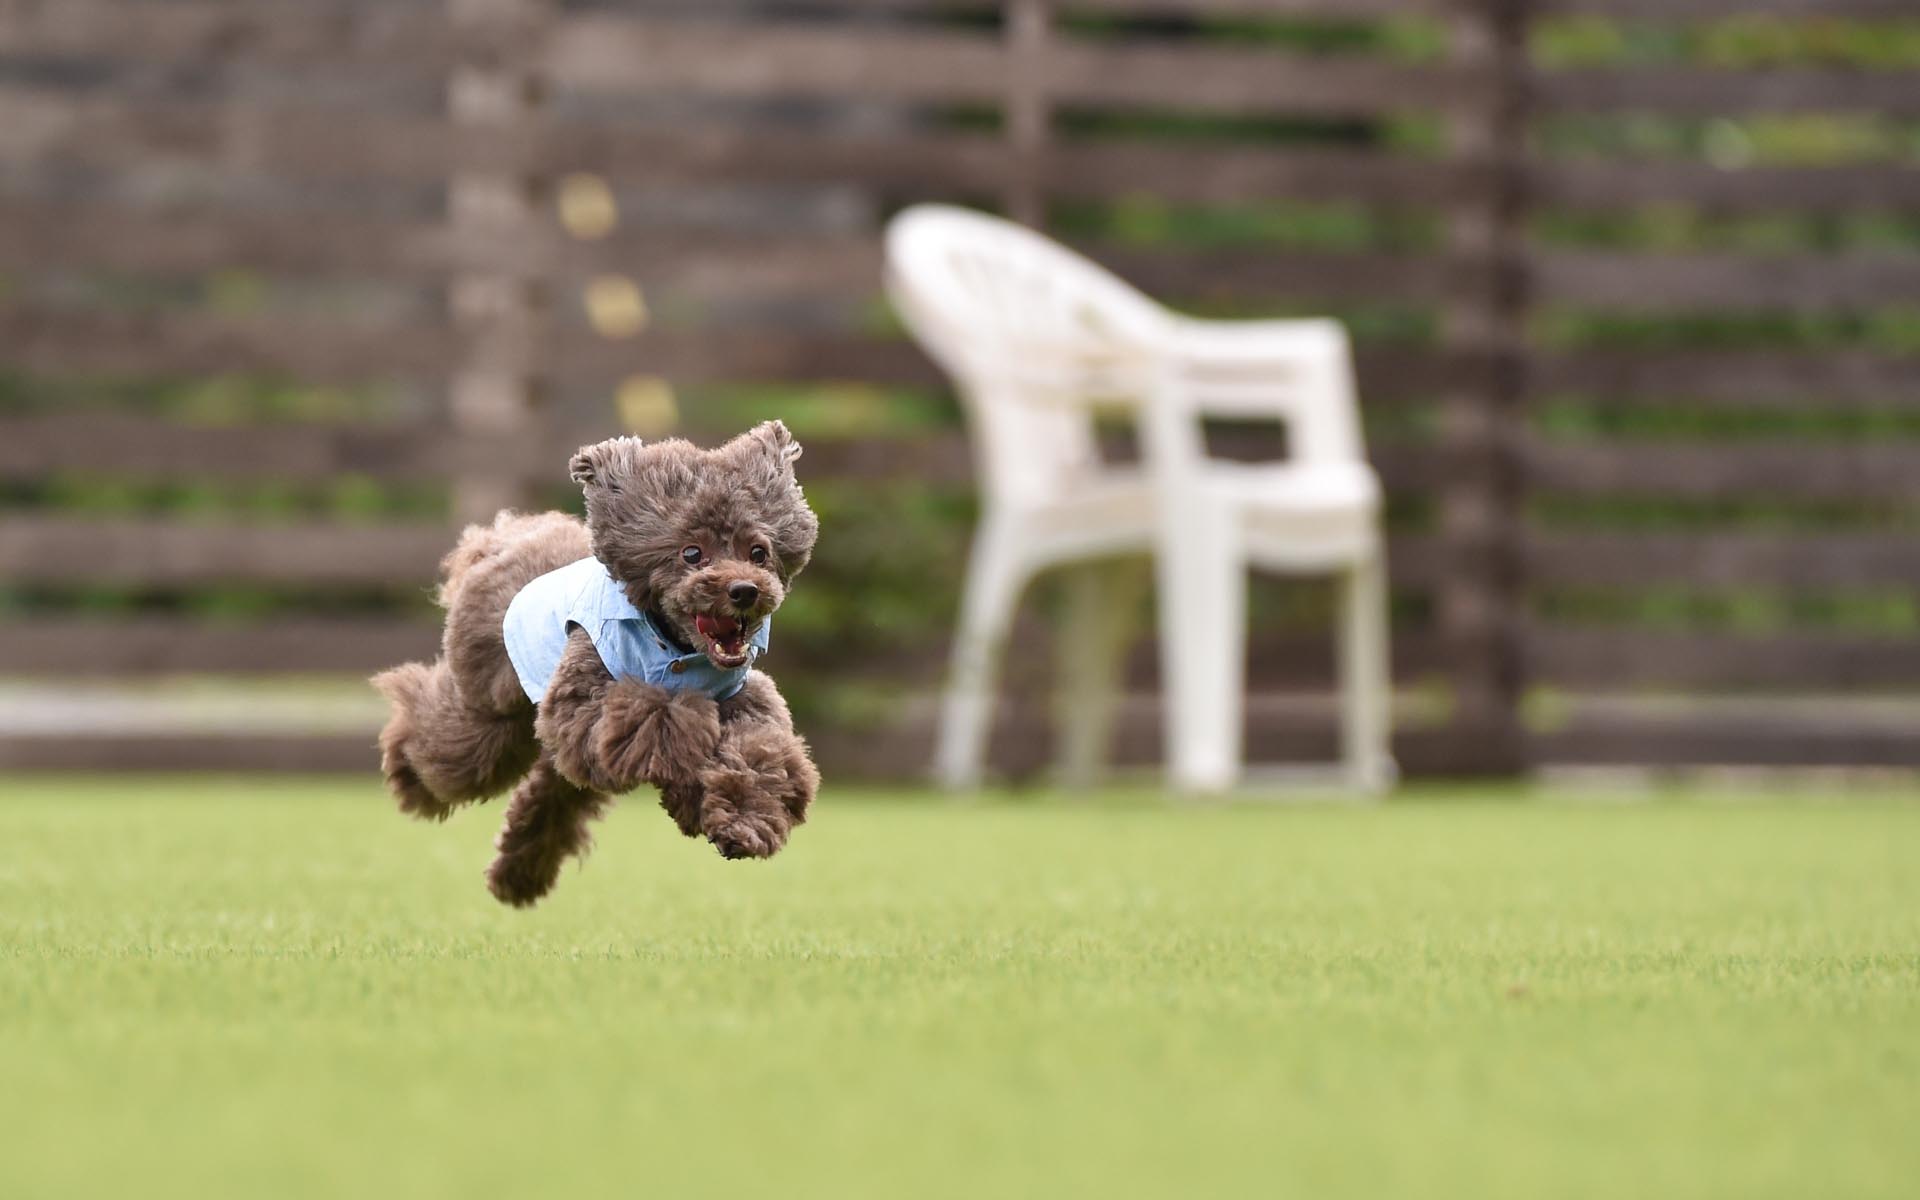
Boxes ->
[698,766,793,860]
[706,811,787,860]
[593,683,721,790]
[725,726,820,824]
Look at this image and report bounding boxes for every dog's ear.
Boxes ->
[568,437,643,489]
[743,420,803,471]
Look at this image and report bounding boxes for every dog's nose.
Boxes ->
[728,581,759,608]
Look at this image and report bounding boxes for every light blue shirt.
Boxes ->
[502,557,769,705]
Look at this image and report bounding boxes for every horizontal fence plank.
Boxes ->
[544,17,1009,102]
[0,411,1442,498]
[1044,35,1486,119]
[1126,631,1448,690]
[1533,710,1920,768]
[0,617,438,676]
[1065,0,1448,13]
[0,734,381,773]
[783,437,1445,493]
[0,304,454,383]
[1534,349,1920,408]
[1534,161,1920,215]
[0,85,463,181]
[0,414,551,483]
[0,198,876,289]
[565,123,1015,198]
[1530,628,1920,690]
[553,327,1471,402]
[1528,532,1920,589]
[552,124,1477,209]
[570,231,1470,308]
[554,328,937,390]
[0,518,454,586]
[1537,67,1920,117]
[0,613,1444,686]
[0,719,1473,779]
[0,84,1474,211]
[0,209,1466,333]
[1527,441,1920,501]
[0,0,450,68]
[0,200,459,281]
[1050,142,1479,209]
[544,16,1483,118]
[818,700,1471,781]
[1535,250,1920,312]
[1103,246,1476,307]
[0,515,1446,592]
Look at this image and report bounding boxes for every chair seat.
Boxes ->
[1202,459,1380,515]
[1021,459,1380,568]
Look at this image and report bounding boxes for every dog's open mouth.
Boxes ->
[693,612,754,668]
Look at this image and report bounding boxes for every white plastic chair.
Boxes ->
[886,204,1395,793]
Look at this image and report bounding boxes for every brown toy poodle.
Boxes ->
[372,421,820,906]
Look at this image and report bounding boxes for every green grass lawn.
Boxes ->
[1,776,1915,1199]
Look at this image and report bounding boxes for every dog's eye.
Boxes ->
[681,545,702,566]
[749,545,769,565]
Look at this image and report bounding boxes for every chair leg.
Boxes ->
[1337,549,1397,793]
[1053,559,1148,788]
[935,522,1026,790]
[1157,525,1246,794]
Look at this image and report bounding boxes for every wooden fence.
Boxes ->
[0,0,1915,776]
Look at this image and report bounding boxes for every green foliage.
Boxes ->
[1532,494,1918,535]
[0,368,408,423]
[1535,15,1920,69]
[0,584,438,621]
[684,383,957,438]
[1060,10,1442,61]
[10,473,449,523]
[1053,107,1394,149]
[1536,398,1920,442]
[1536,586,1919,635]
[1539,113,1920,168]
[1536,207,1920,255]
[1533,308,1920,351]
[1054,196,1437,253]
[775,479,974,718]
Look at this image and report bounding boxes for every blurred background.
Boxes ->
[1,0,1915,782]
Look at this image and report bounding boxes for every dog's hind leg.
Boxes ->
[372,659,538,821]
[486,752,610,907]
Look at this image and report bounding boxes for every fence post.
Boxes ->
[1437,0,1531,773]
[1005,0,1050,227]
[448,0,551,524]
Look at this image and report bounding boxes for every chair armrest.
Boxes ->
[1165,315,1349,372]
[1156,316,1366,461]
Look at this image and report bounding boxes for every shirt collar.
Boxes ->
[636,609,700,664]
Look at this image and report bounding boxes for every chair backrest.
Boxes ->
[886,205,1170,504]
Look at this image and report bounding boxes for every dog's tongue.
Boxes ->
[695,613,741,640]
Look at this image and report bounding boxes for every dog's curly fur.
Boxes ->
[372,421,821,906]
